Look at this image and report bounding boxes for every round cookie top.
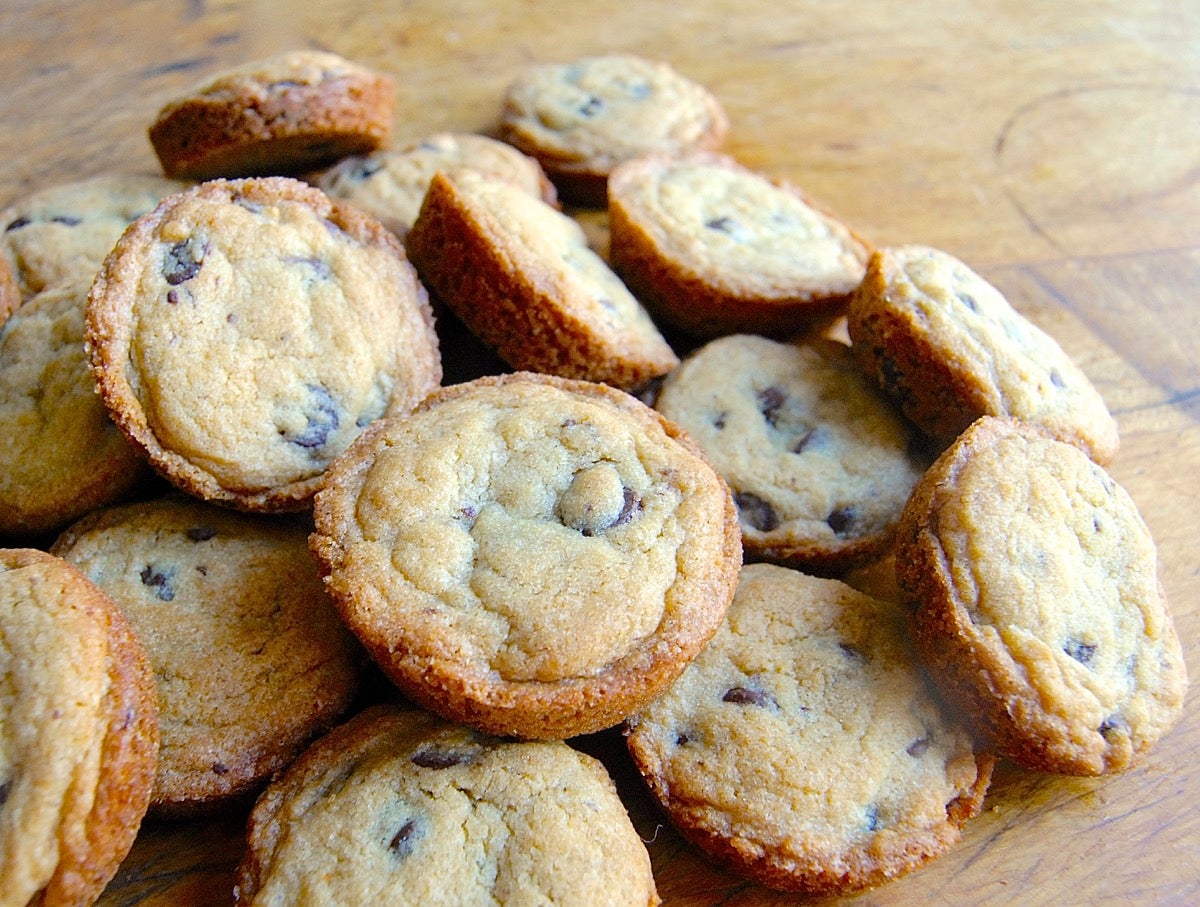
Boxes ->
[404,169,678,391]
[51,495,362,816]
[85,176,441,511]
[847,244,1119,463]
[1,173,189,300]
[497,53,728,205]
[0,547,158,907]
[148,50,395,180]
[896,416,1187,774]
[626,563,992,895]
[235,704,658,906]
[310,371,741,740]
[654,334,928,574]
[608,152,871,338]
[0,278,148,538]
[317,131,557,240]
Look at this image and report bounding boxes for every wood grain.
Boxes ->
[2,1,1197,903]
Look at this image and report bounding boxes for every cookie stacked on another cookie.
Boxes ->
[895,416,1186,775]
[310,371,741,740]
[85,175,441,512]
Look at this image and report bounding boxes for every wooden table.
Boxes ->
[3,1,1198,903]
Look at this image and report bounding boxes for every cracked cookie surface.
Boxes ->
[654,333,928,574]
[895,416,1186,774]
[51,495,362,816]
[85,176,440,511]
[310,371,741,739]
[625,563,992,895]
[235,704,659,906]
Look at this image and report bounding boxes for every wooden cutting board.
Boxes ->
[2,1,1197,903]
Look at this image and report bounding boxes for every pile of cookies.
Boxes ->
[0,47,1186,905]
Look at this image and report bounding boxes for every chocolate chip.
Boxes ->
[879,355,903,391]
[608,486,642,531]
[1049,368,1066,388]
[956,292,979,312]
[284,384,340,450]
[839,641,863,659]
[233,196,264,215]
[166,289,181,305]
[349,157,383,181]
[792,427,821,454]
[4,215,30,231]
[756,385,787,428]
[411,747,471,770]
[713,411,728,430]
[826,506,855,535]
[578,95,604,117]
[1064,638,1097,665]
[139,564,176,601]
[163,237,206,285]
[734,491,779,532]
[705,215,737,233]
[0,780,9,807]
[388,818,420,859]
[722,685,778,709]
[906,737,930,757]
[283,254,333,281]
[864,805,882,832]
[675,732,692,746]
[626,81,652,99]
[186,525,217,542]
[212,762,229,775]
[1099,716,1129,742]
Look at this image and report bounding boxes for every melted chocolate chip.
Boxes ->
[411,748,471,770]
[757,385,787,428]
[826,506,856,536]
[734,491,779,532]
[163,237,206,285]
[578,95,604,117]
[389,818,419,859]
[139,564,176,601]
[675,732,692,746]
[212,762,229,775]
[864,805,882,832]
[283,254,333,281]
[4,215,30,231]
[608,486,642,531]
[956,292,979,312]
[1064,638,1097,665]
[1099,716,1129,742]
[186,525,217,542]
[722,685,778,709]
[792,427,820,454]
[705,215,737,233]
[906,737,930,757]
[284,384,340,449]
[1049,368,1066,388]
[0,780,9,807]
[839,641,863,659]
[52,214,81,226]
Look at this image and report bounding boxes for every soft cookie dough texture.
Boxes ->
[896,416,1186,774]
[626,564,992,895]
[311,372,742,740]
[235,705,659,906]
[0,548,159,907]
[85,176,441,512]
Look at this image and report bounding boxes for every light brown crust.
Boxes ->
[847,245,1119,464]
[85,176,441,513]
[148,51,395,181]
[310,372,742,740]
[405,170,678,391]
[0,548,158,906]
[0,251,20,324]
[895,416,1186,774]
[608,152,872,339]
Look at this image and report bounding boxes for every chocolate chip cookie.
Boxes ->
[0,547,158,906]
[895,416,1187,774]
[497,53,728,205]
[1,173,189,300]
[86,176,441,511]
[148,50,395,181]
[847,244,1120,463]
[608,152,871,339]
[0,278,148,539]
[405,169,677,391]
[310,371,741,740]
[625,563,992,895]
[235,704,659,906]
[317,131,557,240]
[51,495,363,816]
[654,333,928,574]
